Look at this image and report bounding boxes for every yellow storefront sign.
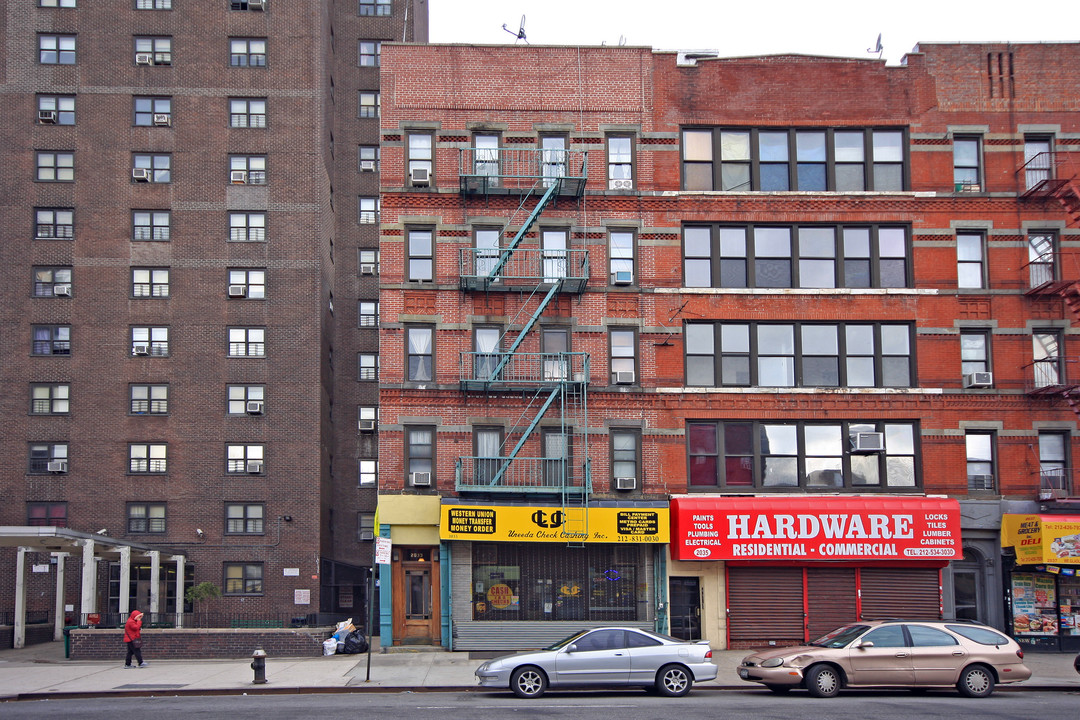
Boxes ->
[440,504,668,544]
[1002,514,1080,565]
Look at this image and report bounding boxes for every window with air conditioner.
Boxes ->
[610,328,637,386]
[32,267,72,297]
[607,135,634,190]
[966,432,995,492]
[406,426,434,486]
[134,36,171,66]
[227,385,264,415]
[359,145,379,172]
[37,95,75,125]
[227,444,263,474]
[228,269,266,299]
[246,401,264,414]
[615,476,637,490]
[410,471,431,486]
[230,155,267,185]
[29,443,68,474]
[132,326,168,356]
[133,153,171,183]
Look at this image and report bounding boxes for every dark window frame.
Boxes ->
[357,353,378,381]
[35,207,74,240]
[133,36,172,64]
[610,428,641,491]
[229,37,266,67]
[406,226,434,281]
[228,211,266,242]
[956,230,987,289]
[406,325,435,382]
[960,329,991,377]
[226,443,264,474]
[127,502,166,533]
[130,383,168,414]
[27,501,67,527]
[132,152,171,183]
[228,97,266,128]
[128,442,167,474]
[358,91,379,118]
[30,383,70,415]
[227,268,266,299]
[39,34,76,64]
[358,0,391,15]
[36,151,74,182]
[133,96,171,126]
[131,267,170,298]
[132,210,171,241]
[406,131,434,187]
[225,503,265,535]
[405,425,436,486]
[965,430,996,492]
[31,324,71,355]
[223,562,263,595]
[32,266,72,297]
[228,326,266,357]
[131,326,169,356]
[952,135,983,191]
[37,94,76,125]
[227,384,265,415]
[358,40,381,67]
[28,443,68,474]
[609,326,638,386]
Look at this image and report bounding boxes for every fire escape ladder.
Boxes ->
[488,386,562,486]
[488,179,562,280]
[488,281,563,382]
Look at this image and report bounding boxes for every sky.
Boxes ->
[428,0,1077,66]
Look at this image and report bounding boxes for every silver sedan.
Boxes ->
[475,626,717,698]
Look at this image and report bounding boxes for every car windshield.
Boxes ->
[545,631,589,651]
[809,624,871,648]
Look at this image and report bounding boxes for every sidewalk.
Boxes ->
[0,639,1077,701]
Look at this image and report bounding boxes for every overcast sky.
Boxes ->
[428,0,1077,66]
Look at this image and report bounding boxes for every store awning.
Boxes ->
[1001,514,1080,565]
[670,495,961,562]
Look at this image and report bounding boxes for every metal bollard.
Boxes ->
[251,648,267,684]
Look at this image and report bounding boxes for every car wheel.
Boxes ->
[805,664,841,698]
[956,664,995,698]
[765,684,792,694]
[510,666,548,699]
[656,664,693,697]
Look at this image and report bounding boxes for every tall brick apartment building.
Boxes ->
[377,42,1080,652]
[0,0,427,633]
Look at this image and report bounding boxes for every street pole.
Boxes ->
[365,565,375,682]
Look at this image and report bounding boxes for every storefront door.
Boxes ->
[668,577,701,640]
[392,547,441,645]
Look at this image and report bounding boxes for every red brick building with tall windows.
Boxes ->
[377,42,1080,652]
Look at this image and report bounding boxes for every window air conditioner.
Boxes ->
[248,0,266,9]
[360,160,376,172]
[963,372,993,388]
[358,419,376,432]
[955,182,982,192]
[409,167,431,186]
[38,110,58,124]
[231,170,248,184]
[969,474,995,491]
[246,460,263,474]
[53,284,72,297]
[614,370,636,385]
[152,113,171,126]
[132,343,150,355]
[609,179,633,190]
[410,471,431,486]
[615,476,637,490]
[611,270,633,285]
[359,529,374,541]
[135,53,154,65]
[132,168,152,182]
[246,401,264,414]
[852,431,885,453]
[228,284,248,298]
[47,460,68,473]
[360,263,376,275]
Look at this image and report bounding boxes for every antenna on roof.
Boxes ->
[502,15,528,44]
[868,33,883,59]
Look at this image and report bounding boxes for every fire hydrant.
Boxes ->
[251,648,267,684]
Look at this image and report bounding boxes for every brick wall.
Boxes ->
[69,627,333,660]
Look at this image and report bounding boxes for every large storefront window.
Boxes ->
[1010,571,1080,651]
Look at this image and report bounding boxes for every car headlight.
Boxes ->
[477,662,489,672]
[760,657,785,668]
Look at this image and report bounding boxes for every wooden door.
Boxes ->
[392,547,441,645]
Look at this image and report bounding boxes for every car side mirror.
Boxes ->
[857,641,875,649]
[566,644,578,653]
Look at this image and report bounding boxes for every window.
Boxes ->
[359,249,380,275]
[230,155,266,184]
[229,98,266,127]
[358,512,376,541]
[607,135,634,189]
[611,429,640,489]
[358,301,378,327]
[29,443,68,474]
[1039,432,1070,497]
[132,268,169,298]
[228,327,265,357]
[130,384,168,414]
[40,0,77,6]
[359,41,380,66]
[953,136,982,190]
[39,34,76,64]
[227,385,265,415]
[230,0,262,8]
[474,134,500,179]
[473,326,501,381]
[31,384,70,415]
[37,95,75,125]
[406,426,435,485]
[541,327,570,381]
[32,325,71,355]
[226,504,264,534]
[965,432,995,491]
[358,459,377,486]
[406,326,434,382]
[358,91,379,118]
[36,152,74,181]
[403,227,435,281]
[407,132,433,185]
[27,502,67,527]
[228,269,266,299]
[683,224,908,289]
[359,0,390,15]
[133,210,170,241]
[224,563,263,594]
[127,503,166,533]
[540,135,568,186]
[473,228,500,278]
[133,153,171,183]
[32,267,72,297]
[543,429,572,486]
[134,36,171,65]
[229,212,266,242]
[35,208,74,239]
[687,421,917,490]
[358,353,378,380]
[956,232,986,289]
[686,321,912,388]
[359,145,379,172]
[610,328,637,385]
[227,444,264,473]
[1033,330,1063,389]
[131,326,168,356]
[609,230,635,285]
[136,0,171,8]
[134,96,171,126]
[129,443,167,473]
[960,331,990,376]
[1028,231,1056,289]
[473,427,503,484]
[358,197,379,224]
[541,229,568,281]
[358,406,377,430]
[1024,136,1053,191]
[230,38,266,67]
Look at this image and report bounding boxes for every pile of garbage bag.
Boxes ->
[323,618,368,656]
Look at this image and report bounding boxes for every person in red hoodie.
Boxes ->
[123,610,148,668]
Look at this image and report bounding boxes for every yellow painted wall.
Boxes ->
[668,560,727,649]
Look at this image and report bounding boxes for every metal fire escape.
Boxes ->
[454,147,592,539]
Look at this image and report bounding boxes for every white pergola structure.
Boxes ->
[0,526,186,649]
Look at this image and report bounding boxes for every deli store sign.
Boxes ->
[670,496,961,562]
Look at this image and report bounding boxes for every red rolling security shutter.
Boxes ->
[806,568,857,641]
[859,567,941,620]
[727,566,804,646]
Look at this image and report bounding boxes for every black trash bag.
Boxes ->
[342,629,368,654]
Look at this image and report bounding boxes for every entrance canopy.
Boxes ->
[1001,514,1080,565]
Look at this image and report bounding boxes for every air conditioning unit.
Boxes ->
[358,419,376,432]
[955,182,982,192]
[132,168,152,182]
[410,471,431,486]
[231,170,248,184]
[360,263,376,275]
[135,53,154,65]
[360,160,376,172]
[615,476,637,490]
[47,460,68,473]
[53,284,72,297]
[247,460,263,474]
[248,0,266,9]
[611,270,633,285]
[614,370,636,385]
[152,113,171,126]
[609,179,633,190]
[409,167,431,186]
[38,110,58,124]
[359,529,374,541]
[132,343,150,355]
[963,372,993,388]
[228,284,247,298]
[246,401,264,414]
[969,474,995,491]
[852,432,885,453]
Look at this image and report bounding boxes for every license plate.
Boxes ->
[738,668,749,679]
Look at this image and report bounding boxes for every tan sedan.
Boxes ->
[738,620,1031,698]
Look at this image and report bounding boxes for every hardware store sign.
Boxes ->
[440,504,667,544]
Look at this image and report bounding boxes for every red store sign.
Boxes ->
[670,495,961,562]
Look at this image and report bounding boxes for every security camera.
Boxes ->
[196,528,205,538]
[95,528,108,535]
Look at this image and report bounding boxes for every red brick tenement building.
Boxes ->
[377,42,1080,652]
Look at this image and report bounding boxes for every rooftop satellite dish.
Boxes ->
[868,33,883,58]
[502,15,527,44]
